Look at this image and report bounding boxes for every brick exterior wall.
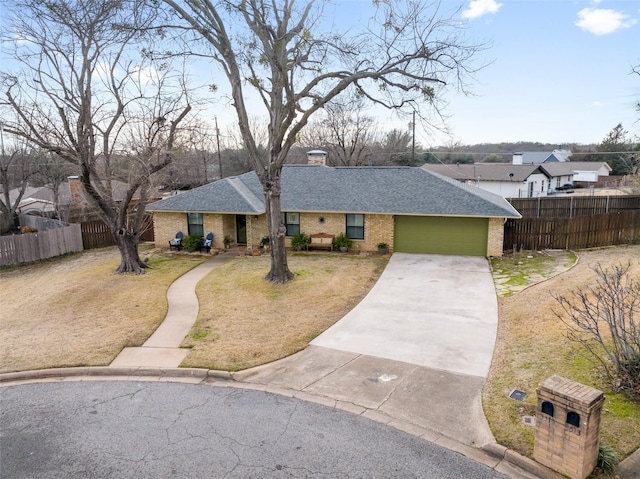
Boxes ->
[153,212,188,249]
[296,212,393,252]
[533,375,604,479]
[153,212,235,251]
[487,218,504,257]
[153,211,505,256]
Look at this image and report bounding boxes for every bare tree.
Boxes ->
[553,262,640,399]
[163,0,483,283]
[595,124,638,176]
[1,0,192,273]
[633,60,640,121]
[31,152,77,222]
[0,137,39,233]
[301,95,378,166]
[376,128,416,166]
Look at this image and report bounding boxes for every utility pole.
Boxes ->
[215,116,223,179]
[411,109,416,166]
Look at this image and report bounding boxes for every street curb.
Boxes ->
[482,443,564,479]
[1,367,567,479]
[0,366,214,382]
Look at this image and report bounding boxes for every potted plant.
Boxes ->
[377,242,389,255]
[260,236,270,250]
[290,232,309,251]
[333,233,353,253]
[223,235,233,249]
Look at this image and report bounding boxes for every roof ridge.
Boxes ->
[227,176,264,212]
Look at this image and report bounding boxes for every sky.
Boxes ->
[2,0,638,149]
[201,0,639,148]
[426,0,640,146]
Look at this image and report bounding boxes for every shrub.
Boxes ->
[595,442,619,475]
[182,234,203,252]
[553,262,640,399]
[290,233,309,251]
[333,233,353,251]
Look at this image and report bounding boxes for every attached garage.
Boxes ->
[394,216,489,256]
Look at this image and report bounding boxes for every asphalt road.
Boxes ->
[0,381,507,479]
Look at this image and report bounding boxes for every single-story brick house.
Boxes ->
[147,163,521,257]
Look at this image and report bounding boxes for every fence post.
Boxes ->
[570,195,573,219]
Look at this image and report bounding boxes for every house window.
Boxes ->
[556,177,561,188]
[346,214,364,240]
[187,213,204,237]
[281,212,300,236]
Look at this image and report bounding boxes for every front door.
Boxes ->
[236,215,247,245]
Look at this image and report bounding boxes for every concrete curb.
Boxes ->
[0,367,564,479]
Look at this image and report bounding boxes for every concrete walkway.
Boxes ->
[110,254,231,368]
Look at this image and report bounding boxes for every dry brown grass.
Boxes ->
[180,253,387,371]
[0,247,205,373]
[1,248,386,375]
[483,245,640,460]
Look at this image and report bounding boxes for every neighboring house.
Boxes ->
[147,162,521,257]
[422,164,551,198]
[540,162,612,188]
[6,176,164,224]
[512,149,572,164]
[9,186,57,215]
[423,162,613,198]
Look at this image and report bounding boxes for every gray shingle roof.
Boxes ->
[539,162,611,177]
[422,163,547,182]
[147,165,521,218]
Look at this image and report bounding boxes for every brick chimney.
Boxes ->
[306,150,327,166]
[67,176,85,206]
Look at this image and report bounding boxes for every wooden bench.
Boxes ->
[306,233,334,251]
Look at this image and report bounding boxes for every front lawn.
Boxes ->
[0,248,386,375]
[181,253,387,371]
[0,247,205,373]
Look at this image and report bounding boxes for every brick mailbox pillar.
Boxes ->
[533,375,605,479]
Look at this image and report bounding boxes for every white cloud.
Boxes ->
[135,66,159,85]
[575,8,637,35]
[461,0,503,20]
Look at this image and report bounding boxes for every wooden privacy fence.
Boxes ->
[81,221,115,249]
[504,210,640,251]
[0,224,83,266]
[507,195,640,218]
[80,219,155,249]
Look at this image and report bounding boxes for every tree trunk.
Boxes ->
[113,229,147,274]
[0,213,12,235]
[263,183,294,284]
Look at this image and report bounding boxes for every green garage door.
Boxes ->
[394,216,488,256]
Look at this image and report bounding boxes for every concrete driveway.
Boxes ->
[312,253,498,378]
[238,253,501,449]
